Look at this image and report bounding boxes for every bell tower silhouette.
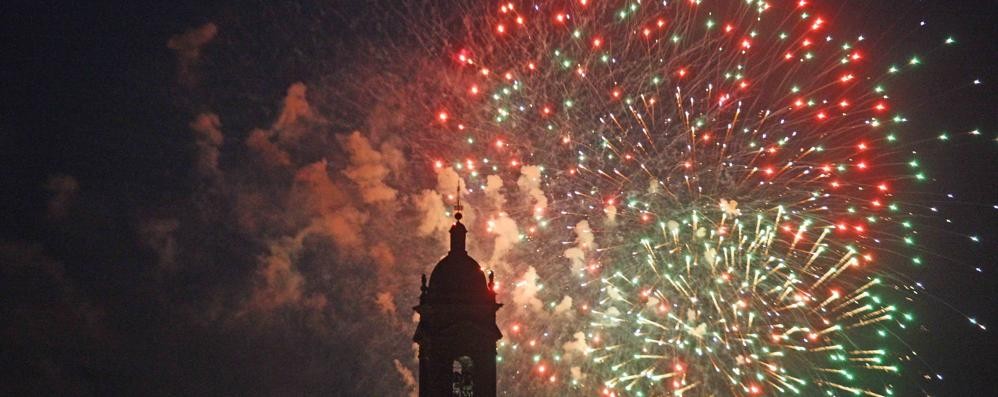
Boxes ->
[413,185,502,396]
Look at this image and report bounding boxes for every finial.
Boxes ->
[454,180,464,221]
[449,180,468,253]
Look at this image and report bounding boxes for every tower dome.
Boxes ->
[426,219,493,304]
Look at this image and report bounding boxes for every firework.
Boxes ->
[364,1,962,395]
[191,0,989,394]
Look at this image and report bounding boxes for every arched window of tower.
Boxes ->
[451,356,474,396]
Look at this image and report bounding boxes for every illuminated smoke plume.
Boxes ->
[274,82,315,141]
[393,359,418,397]
[166,22,217,86]
[516,165,547,215]
[375,291,398,315]
[551,295,573,317]
[484,174,506,208]
[246,129,292,168]
[189,113,223,178]
[563,220,594,274]
[342,131,398,204]
[511,266,543,312]
[487,213,519,266]
[561,331,590,358]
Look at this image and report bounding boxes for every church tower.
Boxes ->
[413,191,502,396]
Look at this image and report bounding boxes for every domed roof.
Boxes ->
[426,220,494,304]
[428,252,491,302]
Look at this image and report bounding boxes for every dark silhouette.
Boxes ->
[413,188,502,396]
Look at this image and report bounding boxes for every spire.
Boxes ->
[454,181,464,219]
[450,181,466,253]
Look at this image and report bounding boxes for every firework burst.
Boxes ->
[212,0,998,394]
[363,1,957,395]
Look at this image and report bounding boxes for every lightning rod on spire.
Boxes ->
[454,180,463,220]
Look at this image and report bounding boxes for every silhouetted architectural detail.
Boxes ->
[451,356,474,396]
[414,190,502,396]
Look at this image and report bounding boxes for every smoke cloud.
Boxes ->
[393,359,418,397]
[512,266,543,312]
[414,190,452,239]
[274,82,315,141]
[517,165,547,216]
[376,291,398,315]
[246,129,292,168]
[562,331,591,358]
[552,295,574,317]
[484,174,506,208]
[289,160,368,250]
[342,131,397,204]
[563,220,594,274]
[189,113,224,177]
[487,213,519,266]
[166,22,217,86]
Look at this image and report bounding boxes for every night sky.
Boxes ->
[2,1,996,395]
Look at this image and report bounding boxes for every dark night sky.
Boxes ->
[1,0,996,395]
